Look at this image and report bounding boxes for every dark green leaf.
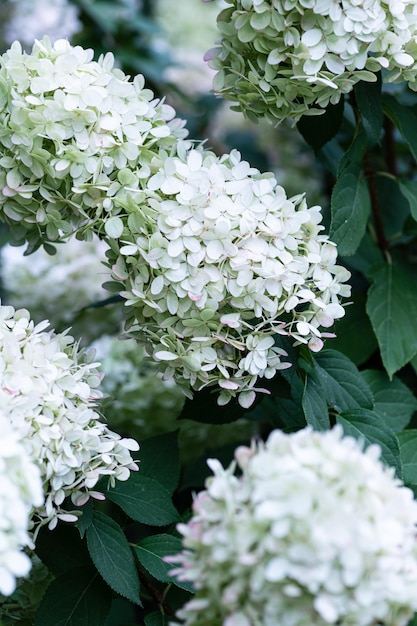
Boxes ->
[134,534,193,592]
[313,349,374,412]
[75,499,94,538]
[104,474,179,526]
[361,370,417,432]
[330,169,370,256]
[329,295,377,365]
[397,431,417,484]
[86,511,141,605]
[337,409,402,477]
[366,262,417,376]
[399,179,417,223]
[35,523,91,576]
[139,432,180,494]
[302,373,329,431]
[145,611,168,626]
[383,94,417,162]
[336,123,368,176]
[354,76,382,144]
[297,99,344,153]
[34,567,111,626]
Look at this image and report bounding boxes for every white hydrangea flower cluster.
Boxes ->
[4,0,81,48]
[1,235,121,339]
[0,37,186,250]
[107,141,350,407]
[170,426,417,626]
[0,303,139,530]
[0,419,43,597]
[207,0,417,124]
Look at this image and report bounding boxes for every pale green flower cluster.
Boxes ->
[207,0,417,124]
[0,37,186,251]
[107,141,350,407]
[170,426,417,626]
[0,303,139,530]
[0,419,43,597]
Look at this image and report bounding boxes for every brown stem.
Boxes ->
[363,150,389,253]
[137,567,177,618]
[383,116,398,177]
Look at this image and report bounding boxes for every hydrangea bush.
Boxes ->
[107,141,350,406]
[0,303,139,530]
[2,0,417,624]
[206,0,417,123]
[0,37,186,251]
[170,427,417,626]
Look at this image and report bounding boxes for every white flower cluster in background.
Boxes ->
[0,37,187,250]
[1,235,117,334]
[91,334,185,435]
[207,0,417,124]
[0,420,43,597]
[3,0,81,48]
[170,426,417,626]
[0,303,139,530]
[107,141,350,407]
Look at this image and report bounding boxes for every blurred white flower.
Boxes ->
[0,303,139,530]
[90,333,184,433]
[170,426,417,626]
[107,141,350,406]
[1,235,118,336]
[4,0,81,48]
[208,0,417,123]
[0,37,187,250]
[0,418,43,596]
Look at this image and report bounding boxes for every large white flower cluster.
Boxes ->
[3,0,81,48]
[170,426,417,626]
[107,141,350,407]
[1,235,122,339]
[0,304,139,530]
[207,0,417,124]
[0,37,186,250]
[0,419,43,597]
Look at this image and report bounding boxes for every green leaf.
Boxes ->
[34,567,111,626]
[399,179,417,222]
[397,430,417,484]
[139,432,180,494]
[354,76,382,144]
[104,474,180,526]
[329,169,370,256]
[145,611,168,626]
[35,523,91,576]
[134,534,193,592]
[361,370,417,432]
[383,94,417,163]
[296,98,344,153]
[86,511,141,605]
[329,294,377,365]
[366,262,417,376]
[313,349,374,412]
[336,123,368,176]
[302,373,329,431]
[337,409,402,477]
